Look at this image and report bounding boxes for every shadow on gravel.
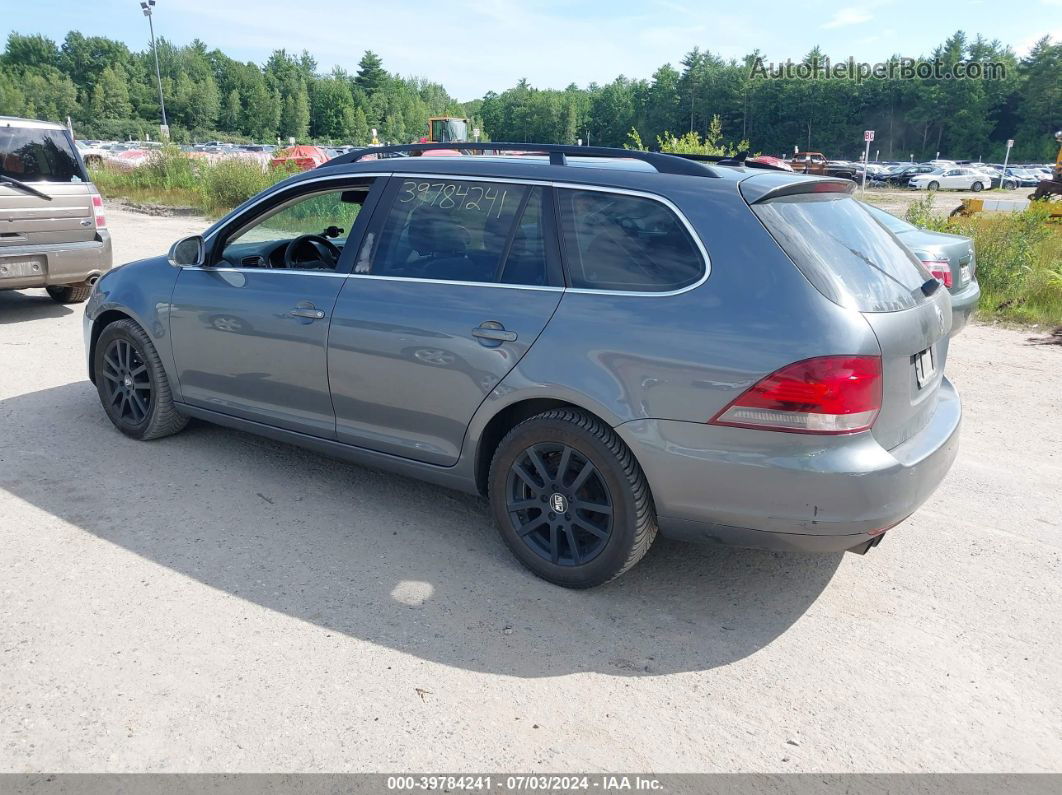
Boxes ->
[1,382,842,677]
[0,290,74,324]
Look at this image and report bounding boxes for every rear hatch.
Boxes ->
[743,176,951,450]
[0,123,95,248]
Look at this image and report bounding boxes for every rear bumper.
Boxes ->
[0,235,112,290]
[949,280,980,335]
[616,376,962,553]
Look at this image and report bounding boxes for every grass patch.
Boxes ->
[902,195,1062,325]
[90,146,300,218]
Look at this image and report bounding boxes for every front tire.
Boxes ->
[488,408,657,588]
[94,319,188,440]
[971,181,983,192]
[46,281,94,304]
[927,181,940,191]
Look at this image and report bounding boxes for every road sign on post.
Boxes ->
[1001,138,1015,188]
[861,131,874,194]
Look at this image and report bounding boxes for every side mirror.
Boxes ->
[168,235,205,268]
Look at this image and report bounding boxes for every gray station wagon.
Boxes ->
[1,116,112,303]
[84,143,961,588]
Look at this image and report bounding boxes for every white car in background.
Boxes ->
[909,167,992,192]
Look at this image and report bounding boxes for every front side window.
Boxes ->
[0,127,86,183]
[367,179,551,285]
[219,186,368,270]
[556,189,704,292]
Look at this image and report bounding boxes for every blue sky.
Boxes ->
[4,0,1060,99]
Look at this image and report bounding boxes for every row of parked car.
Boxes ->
[864,160,1054,191]
[74,139,361,171]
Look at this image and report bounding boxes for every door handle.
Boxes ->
[290,305,325,320]
[472,322,517,343]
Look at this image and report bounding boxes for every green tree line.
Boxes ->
[0,29,1058,161]
[474,34,1060,162]
[0,31,471,145]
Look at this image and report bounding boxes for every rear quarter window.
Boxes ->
[557,188,704,292]
[0,126,86,183]
[753,194,932,312]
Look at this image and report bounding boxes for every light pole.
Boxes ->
[141,0,168,138]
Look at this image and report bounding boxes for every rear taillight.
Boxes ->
[91,193,106,229]
[709,355,882,434]
[921,260,952,288]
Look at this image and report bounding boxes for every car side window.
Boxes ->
[365,179,551,286]
[556,189,704,293]
[218,186,368,271]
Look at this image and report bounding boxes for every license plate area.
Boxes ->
[960,264,971,285]
[914,346,936,389]
[0,257,45,279]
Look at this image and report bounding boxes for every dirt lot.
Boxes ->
[1,206,1060,773]
[860,185,1034,215]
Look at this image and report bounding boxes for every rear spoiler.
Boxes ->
[738,173,855,204]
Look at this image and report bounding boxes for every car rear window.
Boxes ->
[0,126,87,183]
[752,194,932,312]
[556,188,704,292]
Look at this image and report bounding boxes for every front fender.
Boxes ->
[85,256,181,396]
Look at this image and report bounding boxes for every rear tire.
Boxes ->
[488,408,657,588]
[46,281,94,304]
[971,181,983,192]
[94,319,188,441]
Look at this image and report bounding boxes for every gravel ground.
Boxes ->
[1,206,1060,773]
[859,185,1034,215]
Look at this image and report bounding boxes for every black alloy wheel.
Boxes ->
[505,442,614,567]
[100,337,153,427]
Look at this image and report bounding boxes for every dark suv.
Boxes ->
[84,144,960,588]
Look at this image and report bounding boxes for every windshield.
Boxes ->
[430,118,468,143]
[0,126,87,183]
[860,202,915,234]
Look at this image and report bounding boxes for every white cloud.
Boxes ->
[822,8,874,29]
[1015,29,1062,54]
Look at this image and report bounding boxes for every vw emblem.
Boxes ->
[550,493,568,513]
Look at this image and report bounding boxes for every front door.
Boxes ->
[168,178,380,437]
[328,177,564,465]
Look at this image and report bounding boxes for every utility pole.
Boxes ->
[141,0,169,139]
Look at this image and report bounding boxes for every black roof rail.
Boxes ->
[324,141,721,178]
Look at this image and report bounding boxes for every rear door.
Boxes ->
[0,124,94,253]
[749,185,950,450]
[327,176,564,465]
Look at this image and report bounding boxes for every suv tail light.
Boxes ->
[91,193,107,229]
[921,260,952,288]
[709,355,882,434]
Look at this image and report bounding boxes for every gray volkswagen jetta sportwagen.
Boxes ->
[84,143,960,588]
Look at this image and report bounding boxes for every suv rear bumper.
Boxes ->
[615,376,961,553]
[0,236,112,290]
